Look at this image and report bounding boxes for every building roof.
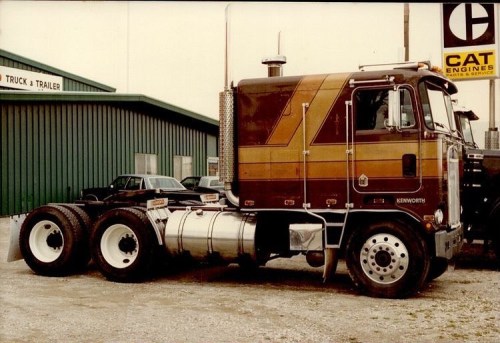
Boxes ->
[0,49,116,92]
[0,49,218,134]
[0,90,219,134]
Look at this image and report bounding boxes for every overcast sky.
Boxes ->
[0,1,498,147]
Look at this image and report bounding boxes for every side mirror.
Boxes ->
[387,89,400,129]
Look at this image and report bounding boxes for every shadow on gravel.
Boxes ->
[151,261,356,294]
[44,242,497,296]
[146,244,497,295]
[211,265,355,294]
[141,242,500,295]
[455,242,499,271]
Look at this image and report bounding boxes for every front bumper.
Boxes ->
[434,225,463,259]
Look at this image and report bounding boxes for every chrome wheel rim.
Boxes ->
[360,233,409,284]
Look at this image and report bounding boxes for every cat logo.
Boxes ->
[443,3,495,48]
[441,3,499,80]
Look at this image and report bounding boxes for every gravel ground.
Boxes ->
[0,216,498,343]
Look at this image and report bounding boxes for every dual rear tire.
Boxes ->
[19,204,90,276]
[19,205,157,282]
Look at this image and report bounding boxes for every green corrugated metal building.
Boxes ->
[0,49,219,216]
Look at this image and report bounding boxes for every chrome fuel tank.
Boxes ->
[164,209,256,262]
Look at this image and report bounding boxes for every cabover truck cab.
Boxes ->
[455,105,500,266]
[9,61,463,299]
[218,61,463,298]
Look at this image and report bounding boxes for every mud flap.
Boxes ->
[322,247,338,282]
[7,214,26,262]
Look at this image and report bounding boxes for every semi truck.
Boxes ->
[454,104,500,266]
[8,60,463,299]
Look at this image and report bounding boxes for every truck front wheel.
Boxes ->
[345,220,430,299]
[90,207,156,282]
[19,205,88,276]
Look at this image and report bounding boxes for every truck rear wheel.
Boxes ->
[90,207,156,282]
[59,204,93,232]
[59,204,93,265]
[19,205,88,276]
[345,220,430,299]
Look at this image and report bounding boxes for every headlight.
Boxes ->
[434,209,444,225]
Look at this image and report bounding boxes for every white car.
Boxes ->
[198,176,224,191]
[80,174,187,201]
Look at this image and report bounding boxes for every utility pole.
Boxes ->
[485,79,498,149]
[404,3,409,61]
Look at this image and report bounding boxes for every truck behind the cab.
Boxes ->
[455,105,500,266]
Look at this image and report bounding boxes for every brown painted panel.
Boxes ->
[239,176,444,212]
[266,75,328,145]
[237,77,301,146]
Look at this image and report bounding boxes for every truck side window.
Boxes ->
[355,88,416,131]
[354,89,389,130]
[400,89,416,128]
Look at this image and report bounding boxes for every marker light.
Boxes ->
[434,209,444,225]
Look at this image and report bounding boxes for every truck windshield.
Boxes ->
[419,81,457,134]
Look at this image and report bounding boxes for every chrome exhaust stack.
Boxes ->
[220,4,239,207]
[219,89,239,207]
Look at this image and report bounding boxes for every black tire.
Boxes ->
[427,257,449,281]
[19,204,87,276]
[59,204,93,269]
[130,206,148,218]
[90,207,156,282]
[59,204,93,232]
[345,220,430,299]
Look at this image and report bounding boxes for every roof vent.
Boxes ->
[261,55,286,77]
[262,32,286,77]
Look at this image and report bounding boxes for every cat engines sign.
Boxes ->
[442,3,499,81]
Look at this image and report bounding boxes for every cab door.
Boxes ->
[350,86,421,194]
